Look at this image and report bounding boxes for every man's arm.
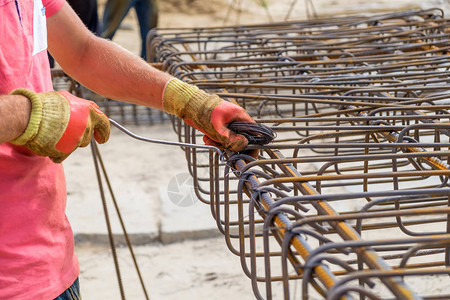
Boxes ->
[0,95,30,143]
[47,2,172,109]
[47,3,255,153]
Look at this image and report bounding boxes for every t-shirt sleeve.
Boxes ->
[43,0,65,18]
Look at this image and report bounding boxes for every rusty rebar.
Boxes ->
[147,8,450,299]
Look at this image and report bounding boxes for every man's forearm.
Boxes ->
[47,3,172,109]
[57,36,172,109]
[44,3,255,154]
[0,95,31,144]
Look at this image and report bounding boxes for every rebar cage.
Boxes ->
[147,8,450,300]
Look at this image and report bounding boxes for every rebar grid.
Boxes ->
[148,9,450,299]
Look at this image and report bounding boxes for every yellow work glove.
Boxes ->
[163,78,254,152]
[11,89,110,163]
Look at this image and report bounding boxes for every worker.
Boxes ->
[102,0,159,59]
[67,0,100,35]
[0,1,254,299]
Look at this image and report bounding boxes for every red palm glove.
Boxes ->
[163,78,254,152]
[11,89,110,163]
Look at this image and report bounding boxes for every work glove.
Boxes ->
[162,78,255,152]
[10,89,110,163]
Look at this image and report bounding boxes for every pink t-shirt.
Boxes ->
[0,0,80,299]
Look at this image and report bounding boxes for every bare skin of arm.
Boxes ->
[0,95,30,144]
[47,3,173,109]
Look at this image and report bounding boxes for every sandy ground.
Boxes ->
[76,239,255,300]
[64,0,450,299]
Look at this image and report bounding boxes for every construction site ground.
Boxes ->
[64,0,450,299]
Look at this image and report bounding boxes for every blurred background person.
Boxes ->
[102,0,159,60]
[67,0,100,35]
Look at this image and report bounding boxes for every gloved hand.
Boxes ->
[10,89,110,163]
[162,78,254,152]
